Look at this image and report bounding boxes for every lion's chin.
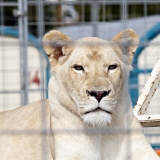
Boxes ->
[82,111,112,127]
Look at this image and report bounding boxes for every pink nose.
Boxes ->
[86,90,111,102]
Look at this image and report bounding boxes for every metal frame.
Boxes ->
[18,0,29,106]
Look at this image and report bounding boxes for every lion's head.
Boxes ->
[43,30,138,127]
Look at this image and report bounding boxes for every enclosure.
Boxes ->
[0,0,160,158]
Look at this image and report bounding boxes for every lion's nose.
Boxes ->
[86,90,111,102]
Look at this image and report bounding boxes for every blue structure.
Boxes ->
[129,22,160,105]
[0,27,50,97]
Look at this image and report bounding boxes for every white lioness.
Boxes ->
[0,29,159,160]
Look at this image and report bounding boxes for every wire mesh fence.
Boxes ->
[0,0,160,159]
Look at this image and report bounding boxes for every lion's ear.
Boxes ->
[43,30,72,66]
[111,29,139,66]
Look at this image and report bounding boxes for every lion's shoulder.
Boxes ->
[0,100,54,160]
[0,99,50,129]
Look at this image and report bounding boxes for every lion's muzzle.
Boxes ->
[86,90,111,102]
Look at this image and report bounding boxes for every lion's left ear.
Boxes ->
[111,29,139,66]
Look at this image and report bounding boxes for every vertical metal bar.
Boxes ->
[37,0,45,100]
[144,0,147,32]
[121,0,127,29]
[143,0,148,80]
[37,1,48,160]
[57,0,62,24]
[37,0,44,39]
[18,0,22,106]
[91,0,99,37]
[121,1,130,159]
[81,0,85,24]
[24,0,28,105]
[0,0,5,110]
[19,0,28,106]
[91,2,103,160]
[102,0,106,22]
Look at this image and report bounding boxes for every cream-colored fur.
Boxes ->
[0,30,159,160]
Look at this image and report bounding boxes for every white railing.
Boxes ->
[134,57,160,127]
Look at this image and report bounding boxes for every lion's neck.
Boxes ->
[49,96,125,160]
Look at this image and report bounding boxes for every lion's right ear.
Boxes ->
[43,30,72,66]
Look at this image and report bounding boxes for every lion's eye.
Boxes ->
[73,65,84,71]
[108,64,117,70]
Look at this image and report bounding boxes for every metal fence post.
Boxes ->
[18,0,28,106]
[91,0,99,37]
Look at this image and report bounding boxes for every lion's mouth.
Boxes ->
[84,107,111,114]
